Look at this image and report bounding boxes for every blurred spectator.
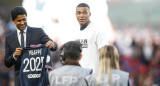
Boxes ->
[0,0,160,86]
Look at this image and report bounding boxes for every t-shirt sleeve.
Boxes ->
[96,29,109,50]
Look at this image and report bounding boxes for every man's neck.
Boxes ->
[80,21,91,30]
[80,25,88,31]
[63,59,80,66]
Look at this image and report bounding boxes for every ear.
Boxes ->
[78,54,82,61]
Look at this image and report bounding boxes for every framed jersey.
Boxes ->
[20,44,53,86]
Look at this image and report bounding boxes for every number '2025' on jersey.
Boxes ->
[20,44,53,86]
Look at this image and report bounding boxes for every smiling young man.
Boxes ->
[75,3,108,74]
[4,6,57,86]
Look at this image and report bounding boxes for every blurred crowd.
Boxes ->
[1,16,160,86]
[115,26,160,86]
[0,1,160,86]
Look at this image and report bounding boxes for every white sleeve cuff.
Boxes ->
[13,55,18,60]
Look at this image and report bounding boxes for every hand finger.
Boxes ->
[46,41,52,47]
[49,43,54,48]
[17,48,23,51]
[45,41,49,47]
[15,49,22,53]
[15,50,22,54]
[14,52,21,56]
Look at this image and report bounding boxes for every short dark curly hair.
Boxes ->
[76,3,90,9]
[59,41,82,60]
[11,6,27,20]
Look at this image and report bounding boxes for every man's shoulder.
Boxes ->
[88,22,104,32]
[80,67,93,74]
[113,70,129,77]
[50,65,92,75]
[27,26,44,34]
[28,26,42,31]
[50,66,66,73]
[6,30,16,38]
[49,66,66,77]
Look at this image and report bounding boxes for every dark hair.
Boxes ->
[11,6,27,20]
[76,3,90,9]
[59,41,82,61]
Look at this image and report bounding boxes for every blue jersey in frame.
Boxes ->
[20,44,53,86]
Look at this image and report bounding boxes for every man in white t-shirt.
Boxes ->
[75,3,108,74]
[41,0,115,44]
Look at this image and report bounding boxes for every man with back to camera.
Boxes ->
[49,41,92,86]
[4,6,58,86]
[75,3,108,74]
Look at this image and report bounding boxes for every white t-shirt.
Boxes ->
[74,22,108,74]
